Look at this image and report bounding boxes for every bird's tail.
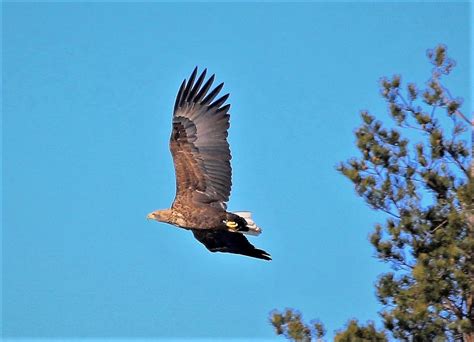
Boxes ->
[233,211,262,236]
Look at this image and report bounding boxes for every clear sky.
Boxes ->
[2,2,471,340]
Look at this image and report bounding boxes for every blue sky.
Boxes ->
[2,2,471,340]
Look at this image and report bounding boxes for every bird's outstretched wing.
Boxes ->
[192,230,272,261]
[170,67,231,210]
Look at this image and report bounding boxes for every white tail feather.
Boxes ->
[233,211,262,236]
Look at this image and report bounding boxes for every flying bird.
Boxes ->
[147,67,271,261]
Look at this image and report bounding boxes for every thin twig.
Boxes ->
[453,110,471,125]
[430,219,447,234]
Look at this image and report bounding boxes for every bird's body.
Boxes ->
[147,68,271,261]
[154,203,230,230]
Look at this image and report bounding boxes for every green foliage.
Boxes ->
[334,320,388,342]
[338,44,473,341]
[270,309,325,341]
[269,310,387,342]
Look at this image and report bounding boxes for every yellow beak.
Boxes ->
[146,213,154,220]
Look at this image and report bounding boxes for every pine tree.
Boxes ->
[269,45,473,341]
[338,44,472,341]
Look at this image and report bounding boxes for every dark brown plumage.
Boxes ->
[147,67,271,261]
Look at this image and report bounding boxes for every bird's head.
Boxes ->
[146,209,172,223]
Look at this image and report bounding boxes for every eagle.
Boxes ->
[147,67,271,261]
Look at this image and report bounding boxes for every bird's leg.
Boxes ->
[223,214,248,232]
[225,220,239,230]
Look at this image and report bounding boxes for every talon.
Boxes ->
[225,221,238,229]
